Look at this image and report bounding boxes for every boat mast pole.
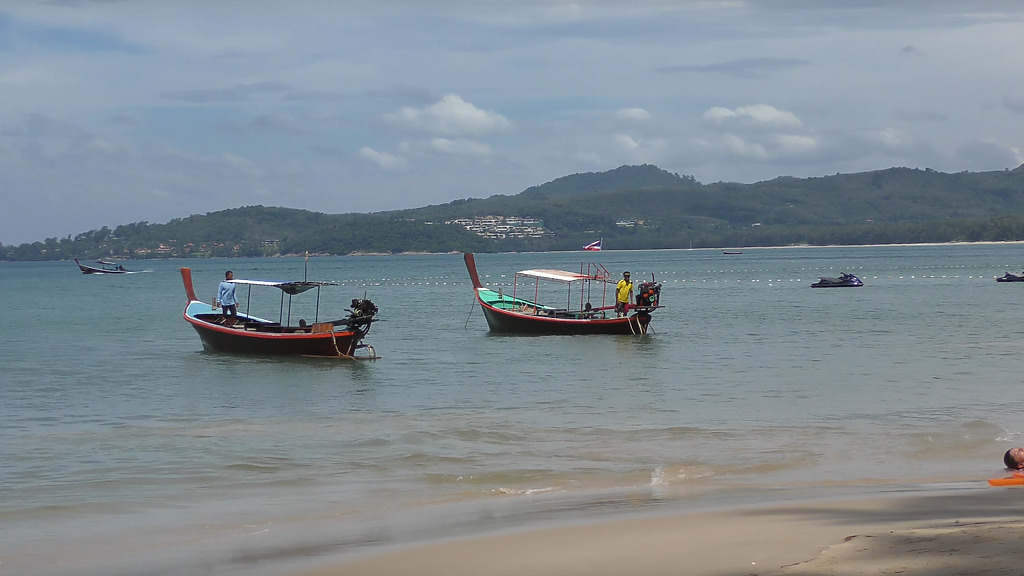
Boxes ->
[577,263,583,310]
[314,286,321,323]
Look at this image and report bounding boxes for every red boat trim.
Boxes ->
[464,253,483,289]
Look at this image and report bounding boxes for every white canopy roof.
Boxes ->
[517,269,604,283]
[229,279,338,295]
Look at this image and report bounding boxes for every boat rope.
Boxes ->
[329,331,343,357]
[627,313,650,336]
[464,297,477,329]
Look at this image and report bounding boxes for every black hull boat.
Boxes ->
[997,272,1024,282]
[180,268,378,358]
[811,272,863,288]
[464,253,662,335]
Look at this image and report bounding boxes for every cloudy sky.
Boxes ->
[2,1,1024,245]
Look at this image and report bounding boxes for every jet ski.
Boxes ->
[811,272,863,288]
[997,272,1024,282]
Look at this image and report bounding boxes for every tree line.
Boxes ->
[5,163,1024,261]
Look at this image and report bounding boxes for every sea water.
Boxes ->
[3,245,1024,575]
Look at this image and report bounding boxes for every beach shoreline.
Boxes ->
[286,486,1024,576]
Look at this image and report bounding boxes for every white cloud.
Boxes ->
[617,107,652,121]
[358,147,407,170]
[717,133,769,160]
[776,133,818,154]
[866,128,908,150]
[4,1,1024,243]
[702,104,803,131]
[221,153,260,175]
[385,94,512,136]
[615,134,640,150]
[611,134,668,164]
[398,138,493,158]
[428,138,492,157]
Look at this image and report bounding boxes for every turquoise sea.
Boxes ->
[4,244,1024,576]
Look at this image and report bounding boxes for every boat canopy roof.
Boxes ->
[517,269,606,283]
[229,279,339,295]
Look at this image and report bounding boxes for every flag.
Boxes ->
[583,239,602,251]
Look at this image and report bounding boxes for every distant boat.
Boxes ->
[464,253,662,335]
[179,268,379,358]
[811,273,864,288]
[997,272,1024,282]
[75,259,133,274]
[723,250,743,255]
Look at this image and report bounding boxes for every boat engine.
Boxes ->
[336,298,379,328]
[350,298,378,318]
[635,281,661,307]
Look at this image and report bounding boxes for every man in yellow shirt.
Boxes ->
[615,271,633,317]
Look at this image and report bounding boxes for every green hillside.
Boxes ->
[6,163,1024,261]
[519,164,700,198]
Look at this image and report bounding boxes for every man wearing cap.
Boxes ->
[615,271,633,317]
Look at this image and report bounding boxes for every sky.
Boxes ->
[2,1,1024,245]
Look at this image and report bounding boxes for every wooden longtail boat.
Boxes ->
[75,259,133,274]
[180,268,378,358]
[464,253,662,335]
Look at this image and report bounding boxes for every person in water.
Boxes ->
[1004,447,1024,470]
[217,270,239,325]
[615,271,633,317]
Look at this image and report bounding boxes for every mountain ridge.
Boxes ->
[6,163,1024,260]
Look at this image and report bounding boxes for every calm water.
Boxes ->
[3,245,1024,575]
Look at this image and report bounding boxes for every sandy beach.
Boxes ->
[289,488,1024,576]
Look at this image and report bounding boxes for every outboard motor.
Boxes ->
[350,298,378,318]
[336,298,379,328]
[635,281,662,307]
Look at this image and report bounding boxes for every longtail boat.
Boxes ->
[464,253,662,335]
[75,259,133,274]
[180,268,378,358]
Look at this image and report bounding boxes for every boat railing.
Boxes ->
[481,287,613,319]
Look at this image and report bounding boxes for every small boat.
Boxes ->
[811,272,863,288]
[464,253,662,335]
[997,272,1024,282]
[723,250,743,255]
[180,268,378,358]
[75,259,133,274]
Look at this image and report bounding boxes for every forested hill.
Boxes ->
[518,164,700,197]
[6,163,1024,261]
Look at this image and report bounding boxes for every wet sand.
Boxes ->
[288,487,1024,576]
